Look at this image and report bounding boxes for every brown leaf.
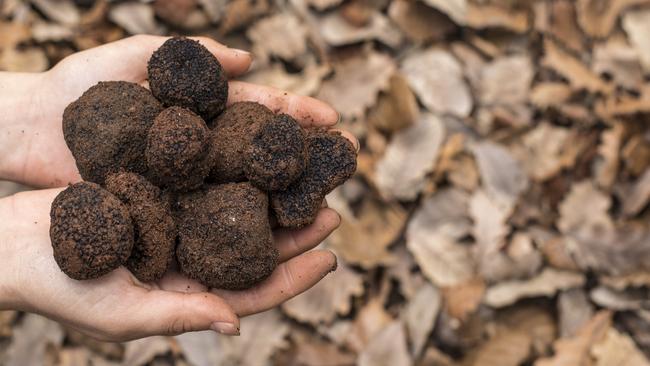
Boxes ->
[529,82,573,108]
[358,321,412,366]
[369,73,420,133]
[343,298,393,353]
[375,113,446,200]
[175,331,222,366]
[466,3,530,33]
[0,47,48,72]
[220,310,288,366]
[557,181,613,238]
[589,286,650,311]
[123,337,170,366]
[317,11,402,48]
[593,39,644,90]
[58,347,92,366]
[623,8,650,72]
[513,122,572,181]
[32,22,74,42]
[4,314,64,366]
[108,2,164,35]
[472,141,528,209]
[402,283,441,356]
[406,188,475,287]
[316,51,395,119]
[282,261,364,324]
[243,60,329,96]
[31,0,80,25]
[485,268,586,307]
[290,330,356,366]
[478,55,533,106]
[248,13,308,62]
[0,311,17,338]
[219,0,270,35]
[619,168,650,217]
[422,0,466,25]
[442,278,485,322]
[558,288,594,338]
[466,328,532,366]
[591,327,650,365]
[0,21,30,49]
[197,0,227,23]
[594,122,624,189]
[401,48,472,117]
[544,0,585,52]
[576,0,649,38]
[388,0,456,43]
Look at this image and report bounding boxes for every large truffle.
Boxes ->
[244,114,307,191]
[62,81,163,184]
[50,182,134,280]
[148,37,228,120]
[271,131,357,227]
[105,172,176,283]
[208,102,275,183]
[175,182,278,290]
[145,106,211,191]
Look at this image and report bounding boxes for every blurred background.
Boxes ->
[1,0,650,365]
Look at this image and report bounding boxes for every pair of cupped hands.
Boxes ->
[0,35,357,341]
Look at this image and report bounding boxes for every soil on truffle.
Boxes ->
[175,182,278,290]
[146,106,211,192]
[244,113,307,191]
[105,172,176,283]
[50,182,134,280]
[62,81,163,185]
[208,102,275,183]
[271,131,357,228]
[148,37,228,120]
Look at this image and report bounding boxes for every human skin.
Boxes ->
[0,35,358,341]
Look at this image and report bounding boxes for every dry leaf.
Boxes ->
[387,247,426,301]
[601,271,650,290]
[591,327,650,366]
[175,331,222,366]
[402,283,441,357]
[197,0,227,23]
[220,310,289,366]
[369,73,420,133]
[290,330,356,366]
[619,168,650,217]
[407,188,475,287]
[514,122,571,181]
[545,0,585,52]
[485,268,586,307]
[58,347,92,366]
[343,298,393,353]
[530,82,572,108]
[0,311,16,338]
[422,0,467,25]
[401,48,472,117]
[442,278,485,322]
[479,55,533,106]
[123,337,170,366]
[594,122,624,189]
[0,47,48,72]
[282,261,364,324]
[153,0,197,27]
[318,11,402,48]
[317,51,395,119]
[589,286,650,311]
[243,60,329,96]
[593,39,644,89]
[358,321,412,366]
[419,347,458,366]
[248,13,308,62]
[375,113,445,200]
[466,3,530,33]
[31,0,79,25]
[576,0,650,38]
[467,328,532,366]
[219,0,270,34]
[3,314,64,366]
[558,288,594,338]
[557,181,613,237]
[31,22,73,42]
[535,311,612,366]
[108,2,164,35]
[624,9,650,74]
[472,141,528,209]
[388,0,456,43]
[498,305,558,356]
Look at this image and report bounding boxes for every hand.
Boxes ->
[0,188,340,341]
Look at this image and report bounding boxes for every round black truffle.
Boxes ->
[244,114,307,191]
[105,172,176,283]
[148,37,228,120]
[208,102,275,183]
[50,182,134,280]
[62,81,163,185]
[271,131,357,228]
[145,106,212,192]
[175,182,278,290]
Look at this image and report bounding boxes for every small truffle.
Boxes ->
[62,81,163,184]
[244,114,307,191]
[175,182,278,290]
[50,182,134,280]
[271,131,357,227]
[105,172,176,283]
[148,37,228,120]
[145,106,211,191]
[208,102,274,183]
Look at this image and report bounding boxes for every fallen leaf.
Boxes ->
[422,0,467,25]
[535,311,612,366]
[344,298,393,353]
[406,188,475,287]
[418,347,458,366]
[558,288,594,337]
[220,310,289,366]
[593,39,644,90]
[485,268,586,307]
[175,331,222,366]
[290,330,356,366]
[466,328,532,366]
[601,271,650,290]
[576,0,649,38]
[153,0,197,27]
[544,0,585,52]
[123,337,170,366]
[442,278,485,322]
[589,286,650,311]
[402,283,441,357]
[358,321,412,366]
[316,51,395,119]
[472,141,529,209]
[31,22,73,42]
[0,311,16,338]
[513,122,571,181]
[622,133,650,176]
[592,327,650,366]
[31,0,79,25]
[0,21,30,49]
[594,122,624,189]
[247,13,308,62]
[197,0,227,23]
[218,0,270,34]
[282,260,364,324]
[369,73,420,133]
[466,3,530,33]
[623,8,650,72]
[497,305,558,356]
[108,2,164,35]
[3,314,64,366]
[596,84,650,119]
[619,168,650,217]
[388,0,456,43]
[387,247,426,301]
[58,347,92,366]
[66,328,124,359]
[0,47,48,72]
[478,55,533,106]
[557,181,613,238]
[401,48,473,117]
[318,11,402,48]
[375,113,446,200]
[243,60,329,96]
[529,82,573,108]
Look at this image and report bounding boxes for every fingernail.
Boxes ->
[230,48,252,58]
[211,322,240,336]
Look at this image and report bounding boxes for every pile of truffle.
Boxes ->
[50,37,357,290]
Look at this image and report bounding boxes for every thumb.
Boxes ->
[127,289,240,338]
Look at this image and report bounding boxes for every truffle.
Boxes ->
[105,172,176,283]
[208,102,274,183]
[175,182,278,290]
[50,182,134,280]
[244,113,307,191]
[62,81,163,184]
[145,106,211,192]
[148,37,228,120]
[271,131,357,227]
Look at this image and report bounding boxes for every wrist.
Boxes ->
[0,195,21,310]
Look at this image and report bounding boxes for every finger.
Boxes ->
[123,288,240,339]
[274,208,340,262]
[331,129,360,153]
[158,270,208,293]
[213,250,337,316]
[228,81,339,127]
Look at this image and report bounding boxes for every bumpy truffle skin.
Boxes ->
[208,102,274,183]
[244,114,307,191]
[145,106,211,191]
[148,37,228,120]
[175,182,278,290]
[62,81,163,185]
[50,182,134,280]
[105,172,176,283]
[271,131,357,227]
